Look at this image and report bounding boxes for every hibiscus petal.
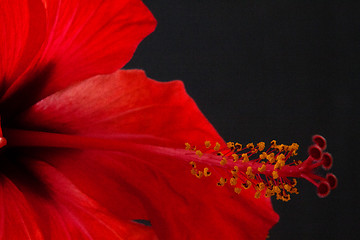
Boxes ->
[0,176,43,239]
[0,0,46,90]
[15,70,279,239]
[18,70,221,147]
[2,0,156,110]
[23,146,278,239]
[0,157,157,239]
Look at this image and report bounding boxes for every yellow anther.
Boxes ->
[290,143,299,150]
[274,162,280,170]
[214,142,221,151]
[273,186,281,194]
[265,189,273,198]
[289,143,299,156]
[232,153,239,162]
[276,144,286,152]
[230,177,237,186]
[290,179,297,187]
[220,157,227,166]
[285,145,291,152]
[257,182,265,191]
[259,152,267,160]
[257,142,265,151]
[234,187,242,194]
[204,140,211,148]
[185,142,191,150]
[274,160,285,170]
[221,177,227,184]
[203,167,211,177]
[242,153,249,163]
[227,142,235,150]
[272,170,279,179]
[246,166,255,179]
[290,188,299,194]
[195,171,203,179]
[195,150,203,158]
[235,143,242,150]
[280,161,285,169]
[231,166,239,175]
[190,168,197,175]
[241,180,252,189]
[266,153,275,163]
[189,161,196,168]
[258,164,266,173]
[282,194,291,202]
[254,191,261,199]
[217,177,227,186]
[276,154,285,161]
[284,184,292,192]
[284,145,290,152]
[271,140,277,147]
[246,143,254,149]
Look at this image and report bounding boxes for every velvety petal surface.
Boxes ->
[0,156,157,240]
[13,70,279,239]
[0,0,46,90]
[17,70,221,147]
[0,175,43,239]
[1,0,156,112]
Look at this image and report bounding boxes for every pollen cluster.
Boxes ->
[186,135,337,201]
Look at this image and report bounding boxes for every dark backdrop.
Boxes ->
[126,1,359,239]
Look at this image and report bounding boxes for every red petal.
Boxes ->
[20,146,278,239]
[0,176,43,239]
[2,0,156,107]
[18,70,221,147]
[15,70,279,239]
[0,0,46,88]
[0,160,157,239]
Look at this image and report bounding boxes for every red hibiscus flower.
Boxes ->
[1,0,157,238]
[0,0,337,239]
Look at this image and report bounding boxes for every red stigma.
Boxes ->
[326,173,338,189]
[308,145,322,160]
[317,181,331,198]
[312,135,327,150]
[321,153,333,170]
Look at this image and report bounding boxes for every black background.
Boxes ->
[126,1,359,239]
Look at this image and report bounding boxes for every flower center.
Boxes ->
[186,135,337,201]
